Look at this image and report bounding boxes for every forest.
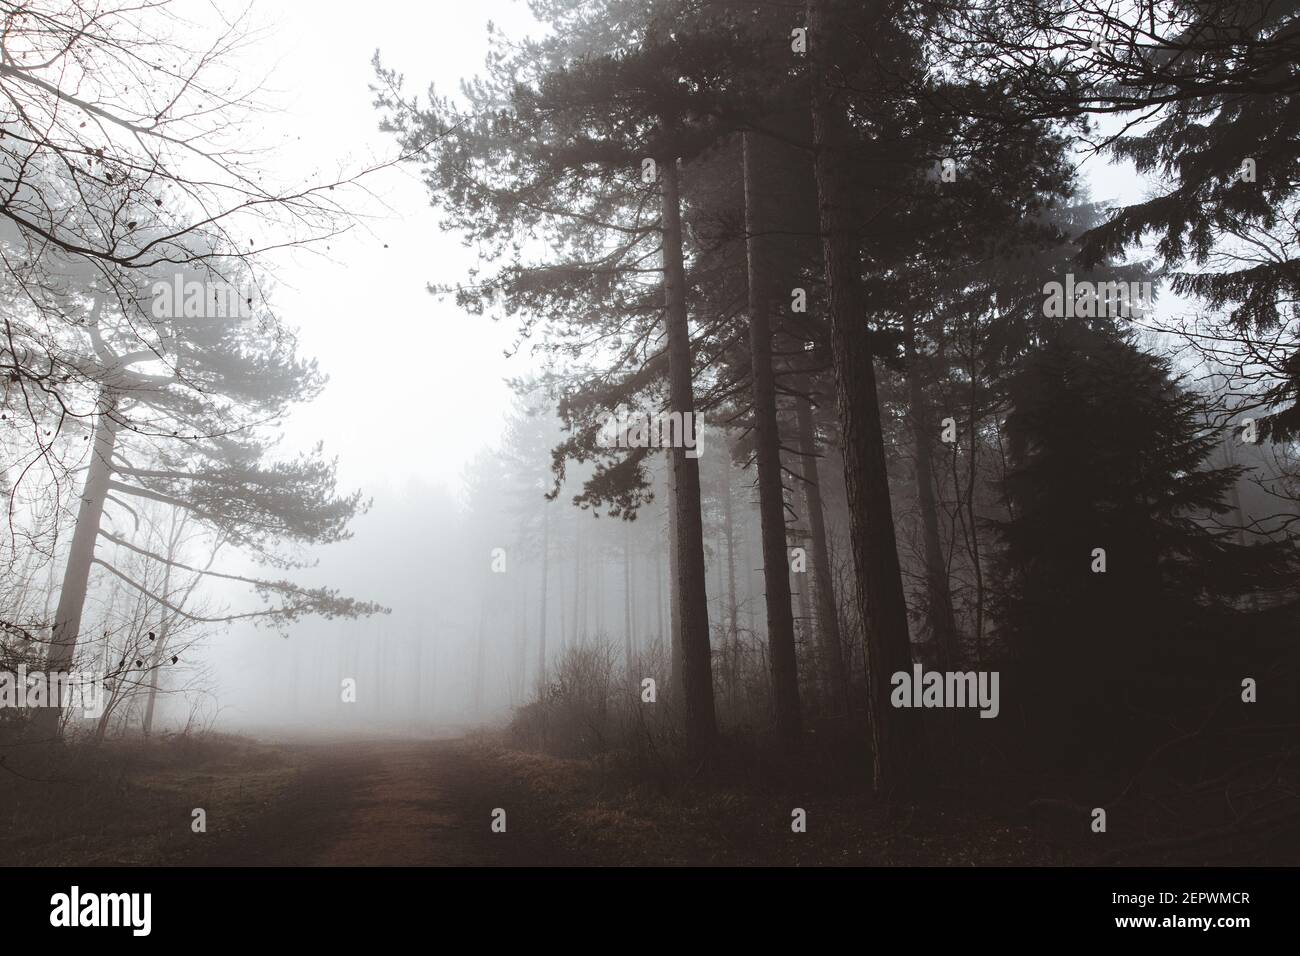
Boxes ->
[2,0,1299,870]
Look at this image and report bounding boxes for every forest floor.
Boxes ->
[1,734,553,866]
[2,731,1293,865]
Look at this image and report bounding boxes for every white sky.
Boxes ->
[225,0,546,496]
[216,1,1156,499]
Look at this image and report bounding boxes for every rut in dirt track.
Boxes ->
[189,738,560,866]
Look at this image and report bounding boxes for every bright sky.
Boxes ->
[217,1,1157,499]
[222,0,545,496]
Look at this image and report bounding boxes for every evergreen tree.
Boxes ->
[33,258,383,738]
[937,1,1300,439]
[992,323,1299,764]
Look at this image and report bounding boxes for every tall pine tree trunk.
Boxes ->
[34,391,120,738]
[575,510,585,645]
[537,502,550,692]
[722,466,739,645]
[661,158,717,754]
[743,131,802,746]
[791,525,812,673]
[807,0,922,797]
[559,527,569,653]
[794,389,849,713]
[903,313,959,671]
[965,318,985,664]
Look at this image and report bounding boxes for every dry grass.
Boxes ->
[0,734,302,865]
[468,736,1068,866]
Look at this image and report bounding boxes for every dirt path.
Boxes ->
[188,737,557,867]
[12,732,1282,866]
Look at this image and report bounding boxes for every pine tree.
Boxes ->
[992,323,1299,764]
[32,261,383,738]
[936,1,1300,439]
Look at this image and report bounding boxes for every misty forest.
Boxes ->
[3,0,1300,868]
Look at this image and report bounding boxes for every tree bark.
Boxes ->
[537,501,550,691]
[903,313,960,672]
[794,389,849,712]
[575,509,586,645]
[559,527,568,653]
[33,391,120,739]
[743,131,802,746]
[141,619,169,736]
[807,0,922,798]
[966,318,985,665]
[722,464,739,646]
[668,473,683,699]
[661,157,717,755]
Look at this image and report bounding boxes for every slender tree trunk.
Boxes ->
[142,599,183,738]
[93,574,128,741]
[559,537,568,653]
[624,520,634,674]
[537,503,550,691]
[142,512,178,738]
[33,391,120,738]
[791,525,813,678]
[141,626,168,736]
[743,131,802,746]
[903,314,960,671]
[143,523,220,737]
[714,531,725,643]
[576,512,586,645]
[661,158,717,755]
[668,474,683,699]
[794,389,850,713]
[807,0,922,797]
[966,319,985,664]
[722,467,739,646]
[656,508,665,650]
[629,532,637,656]
[745,517,757,638]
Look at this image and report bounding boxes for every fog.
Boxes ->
[4,0,1299,873]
